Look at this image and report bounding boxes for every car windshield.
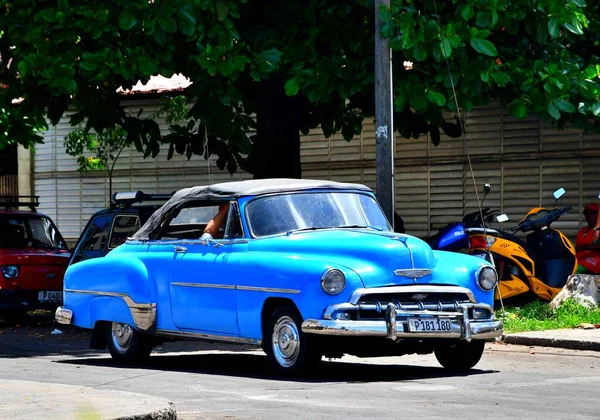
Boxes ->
[0,214,67,250]
[246,192,391,237]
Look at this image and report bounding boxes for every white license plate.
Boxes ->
[38,291,63,302]
[408,318,453,332]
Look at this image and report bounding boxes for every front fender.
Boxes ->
[237,253,364,339]
[432,250,495,306]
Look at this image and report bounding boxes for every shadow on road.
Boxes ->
[0,314,102,359]
[57,351,498,383]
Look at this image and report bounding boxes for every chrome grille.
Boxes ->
[355,292,472,320]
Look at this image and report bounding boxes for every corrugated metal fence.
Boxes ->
[34,102,600,243]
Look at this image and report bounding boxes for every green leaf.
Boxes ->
[413,45,427,61]
[410,94,428,111]
[476,12,491,28]
[321,117,334,138]
[79,58,97,72]
[138,57,156,75]
[509,101,527,118]
[569,0,587,7]
[584,66,597,79]
[258,48,282,65]
[216,1,229,21]
[536,22,548,43]
[480,72,490,83]
[426,90,446,106]
[390,36,403,50]
[469,38,498,56]
[284,78,300,96]
[491,72,510,86]
[564,21,583,35]
[461,5,474,21]
[548,19,560,38]
[547,102,561,119]
[555,100,576,113]
[118,10,138,31]
[159,16,177,33]
[593,103,600,116]
[394,94,407,111]
[342,124,355,141]
[440,39,452,58]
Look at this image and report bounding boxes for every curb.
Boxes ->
[115,401,177,420]
[0,380,177,420]
[502,334,600,351]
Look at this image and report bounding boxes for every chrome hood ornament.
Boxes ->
[394,269,432,279]
[393,236,431,282]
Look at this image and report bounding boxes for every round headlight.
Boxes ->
[321,269,346,295]
[1,265,19,279]
[477,266,497,291]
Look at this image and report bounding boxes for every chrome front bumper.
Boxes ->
[302,302,503,341]
[55,306,73,325]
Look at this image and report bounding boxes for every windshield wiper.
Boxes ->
[285,226,333,235]
[336,224,384,231]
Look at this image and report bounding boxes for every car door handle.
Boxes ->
[174,246,188,253]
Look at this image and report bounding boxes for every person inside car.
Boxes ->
[201,202,230,240]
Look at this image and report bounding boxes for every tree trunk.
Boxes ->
[253,79,302,179]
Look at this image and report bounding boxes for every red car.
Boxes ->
[0,196,70,323]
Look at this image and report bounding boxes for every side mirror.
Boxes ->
[483,183,491,195]
[496,214,509,223]
[553,188,566,200]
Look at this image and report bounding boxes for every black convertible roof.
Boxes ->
[131,178,372,240]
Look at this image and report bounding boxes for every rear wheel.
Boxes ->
[434,340,485,371]
[105,322,153,364]
[264,306,321,375]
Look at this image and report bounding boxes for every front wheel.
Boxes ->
[105,322,153,364]
[264,306,321,375]
[434,340,485,371]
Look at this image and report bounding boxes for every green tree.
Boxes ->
[64,125,127,202]
[1,0,599,178]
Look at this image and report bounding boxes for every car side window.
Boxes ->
[224,202,243,239]
[158,203,220,240]
[81,215,113,251]
[109,215,140,249]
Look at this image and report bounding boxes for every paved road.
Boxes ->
[1,316,599,420]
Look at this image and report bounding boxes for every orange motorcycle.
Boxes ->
[468,192,577,302]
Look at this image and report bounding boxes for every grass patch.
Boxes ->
[498,299,600,333]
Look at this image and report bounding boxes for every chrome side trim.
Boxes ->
[155,329,261,346]
[348,285,476,305]
[238,285,301,294]
[64,289,156,331]
[170,283,301,294]
[172,282,235,290]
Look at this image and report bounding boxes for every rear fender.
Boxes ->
[89,296,136,330]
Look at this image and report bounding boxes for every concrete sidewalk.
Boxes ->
[0,380,176,420]
[503,327,600,351]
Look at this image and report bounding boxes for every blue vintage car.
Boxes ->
[56,179,502,374]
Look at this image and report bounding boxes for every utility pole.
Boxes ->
[374,0,395,228]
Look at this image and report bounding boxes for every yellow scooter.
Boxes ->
[468,189,577,302]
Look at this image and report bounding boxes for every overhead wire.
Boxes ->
[429,0,504,310]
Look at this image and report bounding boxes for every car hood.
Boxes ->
[0,248,70,266]
[248,229,437,287]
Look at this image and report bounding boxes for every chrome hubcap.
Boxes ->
[272,316,300,368]
[111,322,133,354]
